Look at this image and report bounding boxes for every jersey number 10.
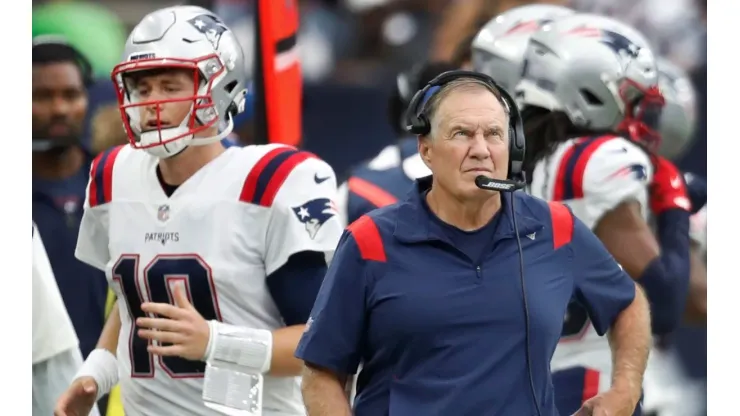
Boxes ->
[113,254,222,378]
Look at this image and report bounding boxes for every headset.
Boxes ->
[32,35,94,87]
[403,70,541,416]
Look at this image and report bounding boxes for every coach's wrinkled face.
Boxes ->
[419,86,510,199]
[129,68,196,132]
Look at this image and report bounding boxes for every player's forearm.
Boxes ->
[97,304,121,355]
[607,284,651,405]
[269,324,307,377]
[301,363,352,416]
[638,210,691,334]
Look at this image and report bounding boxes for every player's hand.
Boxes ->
[649,155,691,215]
[138,285,211,361]
[54,376,98,416]
[571,388,638,416]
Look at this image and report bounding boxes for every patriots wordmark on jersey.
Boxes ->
[529,134,653,395]
[75,144,343,416]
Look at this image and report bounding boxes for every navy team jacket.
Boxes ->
[296,176,637,415]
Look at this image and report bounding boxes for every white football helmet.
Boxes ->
[111,6,248,158]
[471,4,575,94]
[656,57,697,160]
[516,13,665,149]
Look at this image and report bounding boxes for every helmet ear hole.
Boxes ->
[580,89,603,106]
[223,80,238,94]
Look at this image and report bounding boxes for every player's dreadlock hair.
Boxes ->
[522,106,612,181]
[387,61,459,136]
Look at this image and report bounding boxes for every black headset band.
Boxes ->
[405,70,520,124]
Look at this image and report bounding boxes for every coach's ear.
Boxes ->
[418,135,433,170]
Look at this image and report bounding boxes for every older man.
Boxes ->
[295,71,652,416]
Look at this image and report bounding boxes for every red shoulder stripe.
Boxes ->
[89,145,125,207]
[547,201,574,250]
[347,215,387,262]
[347,177,398,208]
[239,146,317,207]
[571,135,618,198]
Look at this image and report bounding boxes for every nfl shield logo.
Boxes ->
[157,205,170,222]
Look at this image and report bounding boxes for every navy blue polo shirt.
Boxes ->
[296,176,636,415]
[32,154,108,359]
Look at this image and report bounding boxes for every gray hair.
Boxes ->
[424,77,511,139]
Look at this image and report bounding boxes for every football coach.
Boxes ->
[295,71,652,416]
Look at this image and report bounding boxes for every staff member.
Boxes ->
[295,71,652,415]
[33,222,100,416]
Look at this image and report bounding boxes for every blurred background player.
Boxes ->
[470,3,575,95]
[55,5,342,416]
[655,57,697,162]
[336,60,457,227]
[641,57,707,416]
[34,222,100,416]
[515,14,692,415]
[32,35,110,365]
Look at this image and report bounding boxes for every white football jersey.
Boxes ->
[75,144,343,416]
[33,222,80,364]
[529,135,653,388]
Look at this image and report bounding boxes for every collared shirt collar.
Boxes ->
[394,175,543,244]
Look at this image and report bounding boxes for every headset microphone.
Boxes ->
[475,175,526,192]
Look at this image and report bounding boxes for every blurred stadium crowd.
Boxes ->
[32,0,707,415]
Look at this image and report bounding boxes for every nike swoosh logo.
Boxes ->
[314,174,330,184]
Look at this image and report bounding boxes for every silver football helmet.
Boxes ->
[471,4,575,94]
[112,5,248,158]
[656,57,697,160]
[516,14,665,149]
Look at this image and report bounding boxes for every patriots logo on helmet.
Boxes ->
[292,198,336,240]
[188,14,228,49]
[567,27,641,59]
[599,30,641,59]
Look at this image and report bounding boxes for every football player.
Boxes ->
[516,15,692,415]
[470,3,575,95]
[54,6,342,416]
[34,222,101,416]
[336,61,457,227]
[655,56,706,326]
[642,57,706,416]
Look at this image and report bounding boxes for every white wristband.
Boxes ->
[205,321,273,373]
[74,348,118,401]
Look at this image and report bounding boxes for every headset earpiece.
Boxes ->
[403,70,526,181]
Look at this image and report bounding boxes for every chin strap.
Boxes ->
[192,116,235,146]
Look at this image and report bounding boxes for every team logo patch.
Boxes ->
[157,204,171,222]
[188,14,228,49]
[292,198,336,239]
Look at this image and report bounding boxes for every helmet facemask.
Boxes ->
[615,78,665,152]
[111,53,232,158]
